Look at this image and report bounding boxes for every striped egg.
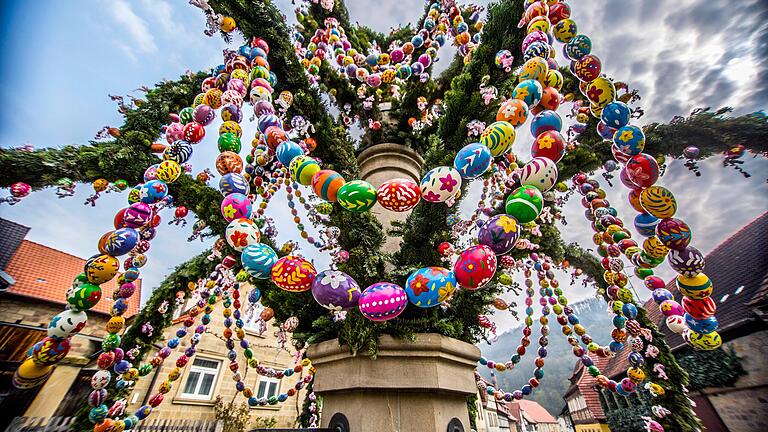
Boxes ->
[676,273,713,299]
[640,186,677,219]
[480,121,516,157]
[289,155,321,186]
[311,170,346,202]
[633,213,660,237]
[520,157,558,192]
[682,296,717,320]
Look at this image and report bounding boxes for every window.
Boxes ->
[181,358,220,400]
[256,377,280,399]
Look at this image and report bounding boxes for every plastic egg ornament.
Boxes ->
[358,282,408,321]
[85,255,119,284]
[656,218,692,251]
[337,180,377,212]
[520,157,558,192]
[640,186,677,219]
[625,153,659,188]
[219,173,250,196]
[420,166,462,203]
[601,101,631,129]
[565,34,592,60]
[405,267,457,308]
[47,309,88,339]
[683,328,722,350]
[667,246,705,277]
[225,218,261,252]
[613,125,645,156]
[505,186,544,224]
[138,180,168,204]
[91,370,112,389]
[271,255,317,292]
[453,245,497,290]
[454,143,493,179]
[103,228,139,256]
[220,193,252,222]
[276,141,304,167]
[512,79,543,107]
[156,160,182,183]
[477,215,521,255]
[311,270,361,311]
[241,243,277,279]
[480,121,516,157]
[376,178,421,212]
[633,213,660,237]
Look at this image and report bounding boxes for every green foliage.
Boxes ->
[467,394,478,431]
[214,395,253,432]
[606,405,651,432]
[677,345,746,391]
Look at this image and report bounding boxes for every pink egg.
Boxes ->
[358,282,407,322]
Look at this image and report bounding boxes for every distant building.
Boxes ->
[0,218,141,429]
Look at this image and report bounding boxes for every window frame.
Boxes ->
[255,376,281,400]
[180,357,221,400]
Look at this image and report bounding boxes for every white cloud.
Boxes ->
[107,0,158,55]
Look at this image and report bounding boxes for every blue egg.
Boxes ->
[257,114,282,134]
[241,244,278,279]
[405,267,457,308]
[530,110,563,136]
[634,213,660,237]
[565,34,592,60]
[628,352,644,367]
[685,313,719,334]
[411,61,425,75]
[103,228,139,256]
[513,79,543,108]
[411,35,424,48]
[523,41,550,61]
[622,303,638,319]
[613,125,645,155]
[249,287,262,304]
[652,288,674,304]
[602,101,632,128]
[219,173,250,196]
[139,180,169,204]
[596,121,617,140]
[609,341,624,352]
[612,315,627,328]
[276,141,305,166]
[454,143,492,179]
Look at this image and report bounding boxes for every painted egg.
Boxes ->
[480,121,516,157]
[215,151,244,175]
[512,79,543,108]
[103,228,139,256]
[667,246,705,277]
[91,370,112,389]
[453,245,497,290]
[156,160,181,184]
[221,103,243,122]
[358,282,408,321]
[217,132,242,153]
[518,57,548,83]
[656,218,692,250]
[311,270,361,311]
[682,296,716,320]
[47,309,87,339]
[225,218,260,251]
[89,389,108,407]
[289,155,321,186]
[643,236,670,259]
[545,69,564,90]
[105,316,125,333]
[270,255,317,292]
[676,273,713,299]
[652,288,673,304]
[12,358,53,389]
[530,110,562,136]
[405,267,457,308]
[220,120,243,137]
[311,170,346,202]
[666,314,687,333]
[193,104,215,125]
[219,173,250,196]
[685,313,718,334]
[601,101,631,129]
[505,185,544,224]
[276,141,304,166]
[165,122,184,144]
[478,215,521,255]
[565,34,592,60]
[85,255,119,284]
[220,193,252,222]
[683,328,722,350]
[520,157,558,192]
[531,130,566,162]
[659,299,684,317]
[257,114,283,134]
[626,153,659,188]
[553,18,577,43]
[163,140,193,164]
[376,178,421,212]
[454,143,492,179]
[613,125,645,156]
[633,213,659,237]
[182,122,205,144]
[241,243,277,279]
[420,166,462,203]
[337,180,377,212]
[640,186,677,219]
[496,99,529,127]
[596,121,617,140]
[573,54,601,82]
[585,77,614,108]
[32,337,71,365]
[522,41,549,62]
[539,87,561,111]
[611,143,632,165]
[138,180,168,204]
[127,186,142,204]
[265,126,288,151]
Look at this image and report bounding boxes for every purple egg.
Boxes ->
[193,104,216,125]
[652,288,674,304]
[656,218,692,250]
[311,270,361,311]
[667,246,705,277]
[358,282,407,322]
[477,215,521,255]
[124,202,152,228]
[143,164,159,182]
[118,282,136,299]
[418,53,432,68]
[252,100,274,117]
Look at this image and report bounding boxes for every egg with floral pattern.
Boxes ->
[405,267,457,308]
[225,218,260,252]
[48,309,88,339]
[220,193,252,222]
[270,255,317,292]
[453,245,497,290]
[477,215,521,255]
[420,166,461,203]
[311,270,361,311]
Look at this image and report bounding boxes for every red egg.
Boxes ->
[531,130,566,162]
[626,153,660,188]
[376,178,421,212]
[453,245,497,290]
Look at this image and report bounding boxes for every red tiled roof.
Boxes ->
[5,240,141,318]
[509,399,558,424]
[565,354,609,420]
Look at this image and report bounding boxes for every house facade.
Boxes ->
[562,354,611,432]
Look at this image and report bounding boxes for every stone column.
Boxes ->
[357,143,424,255]
[308,334,480,432]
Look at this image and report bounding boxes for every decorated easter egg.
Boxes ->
[220,120,243,137]
[553,18,577,43]
[225,218,261,251]
[241,243,277,279]
[545,69,564,90]
[420,166,462,203]
[123,203,152,228]
[13,358,53,389]
[539,87,562,111]
[597,121,617,140]
[683,328,722,350]
[496,99,529,127]
[640,186,677,219]
[257,114,282,134]
[656,218,692,250]
[48,309,87,339]
[276,141,304,166]
[531,130,566,162]
[289,155,321,186]
[667,246,705,277]
[405,267,457,308]
[311,270,361,311]
[478,215,521,255]
[480,121,516,157]
[521,157,558,192]
[85,255,119,284]
[676,273,713,299]
[454,143,492,179]
[215,151,244,175]
[643,236,670,259]
[601,101,631,129]
[633,213,659,237]
[682,296,717,320]
[165,122,184,144]
[512,79,543,107]
[182,122,205,144]
[265,126,288,151]
[156,160,182,183]
[221,103,243,122]
[103,228,139,256]
[337,180,377,212]
[518,57,548,83]
[376,178,421,212]
[565,34,592,60]
[505,186,544,224]
[585,77,615,108]
[91,370,112,389]
[530,110,562,136]
[217,132,242,153]
[143,165,159,182]
[163,140,193,164]
[685,314,718,334]
[138,180,168,204]
[652,288,674,304]
[613,125,645,156]
[89,389,108,407]
[358,282,408,321]
[271,255,317,292]
[453,245,497,290]
[32,337,71,365]
[311,170,346,202]
[219,173,250,196]
[659,299,684,317]
[666,314,686,333]
[220,193,252,222]
[573,54,602,82]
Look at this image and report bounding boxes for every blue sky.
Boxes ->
[0,0,766,334]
